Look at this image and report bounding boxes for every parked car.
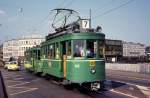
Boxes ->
[7,61,19,71]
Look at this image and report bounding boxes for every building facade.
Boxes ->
[105,39,123,62]
[122,41,145,62]
[123,42,145,57]
[145,46,150,61]
[3,36,45,62]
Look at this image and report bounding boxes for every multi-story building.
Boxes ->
[123,42,145,57]
[105,39,123,62]
[3,35,45,62]
[105,40,146,62]
[0,45,4,67]
[122,41,145,62]
[145,46,150,61]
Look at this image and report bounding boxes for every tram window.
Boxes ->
[67,41,71,59]
[99,40,105,58]
[53,44,55,59]
[48,44,54,59]
[46,46,48,57]
[44,46,46,58]
[37,50,40,60]
[86,40,97,58]
[55,43,60,59]
[62,41,66,55]
[73,40,84,57]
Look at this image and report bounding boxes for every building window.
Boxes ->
[26,41,28,44]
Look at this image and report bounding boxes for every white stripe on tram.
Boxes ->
[41,59,104,62]
[66,59,104,61]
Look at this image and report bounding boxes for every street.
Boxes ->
[106,70,150,98]
[0,68,150,98]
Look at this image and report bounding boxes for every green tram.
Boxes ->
[24,9,105,90]
[25,32,105,90]
[24,47,41,71]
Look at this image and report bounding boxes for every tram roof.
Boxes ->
[42,32,105,46]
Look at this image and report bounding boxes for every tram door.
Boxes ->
[61,41,67,78]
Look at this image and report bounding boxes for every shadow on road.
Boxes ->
[0,70,8,98]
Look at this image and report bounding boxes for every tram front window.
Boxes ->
[86,40,97,58]
[73,40,85,57]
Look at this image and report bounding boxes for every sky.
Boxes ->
[0,0,150,45]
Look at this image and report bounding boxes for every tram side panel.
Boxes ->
[66,60,105,83]
[42,59,63,78]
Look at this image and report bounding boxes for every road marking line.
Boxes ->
[6,80,23,82]
[13,78,24,80]
[9,86,35,89]
[107,74,150,82]
[110,89,139,98]
[4,77,12,79]
[10,88,38,96]
[136,85,150,91]
[4,75,22,79]
[111,80,150,91]
[3,73,10,75]
[3,73,18,76]
[3,73,15,76]
[8,82,30,87]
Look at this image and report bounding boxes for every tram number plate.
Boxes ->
[90,60,95,67]
[81,19,90,29]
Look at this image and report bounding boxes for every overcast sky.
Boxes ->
[0,0,150,45]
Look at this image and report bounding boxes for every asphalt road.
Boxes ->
[106,69,150,87]
[106,69,150,98]
[0,68,150,98]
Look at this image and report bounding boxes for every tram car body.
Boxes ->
[42,32,105,83]
[25,32,105,90]
[24,47,42,72]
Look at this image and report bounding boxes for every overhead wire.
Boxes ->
[93,0,115,14]
[63,0,74,8]
[56,0,66,8]
[92,0,135,19]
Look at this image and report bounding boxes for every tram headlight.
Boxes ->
[91,69,96,74]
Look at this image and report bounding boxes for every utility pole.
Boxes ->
[89,9,91,28]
